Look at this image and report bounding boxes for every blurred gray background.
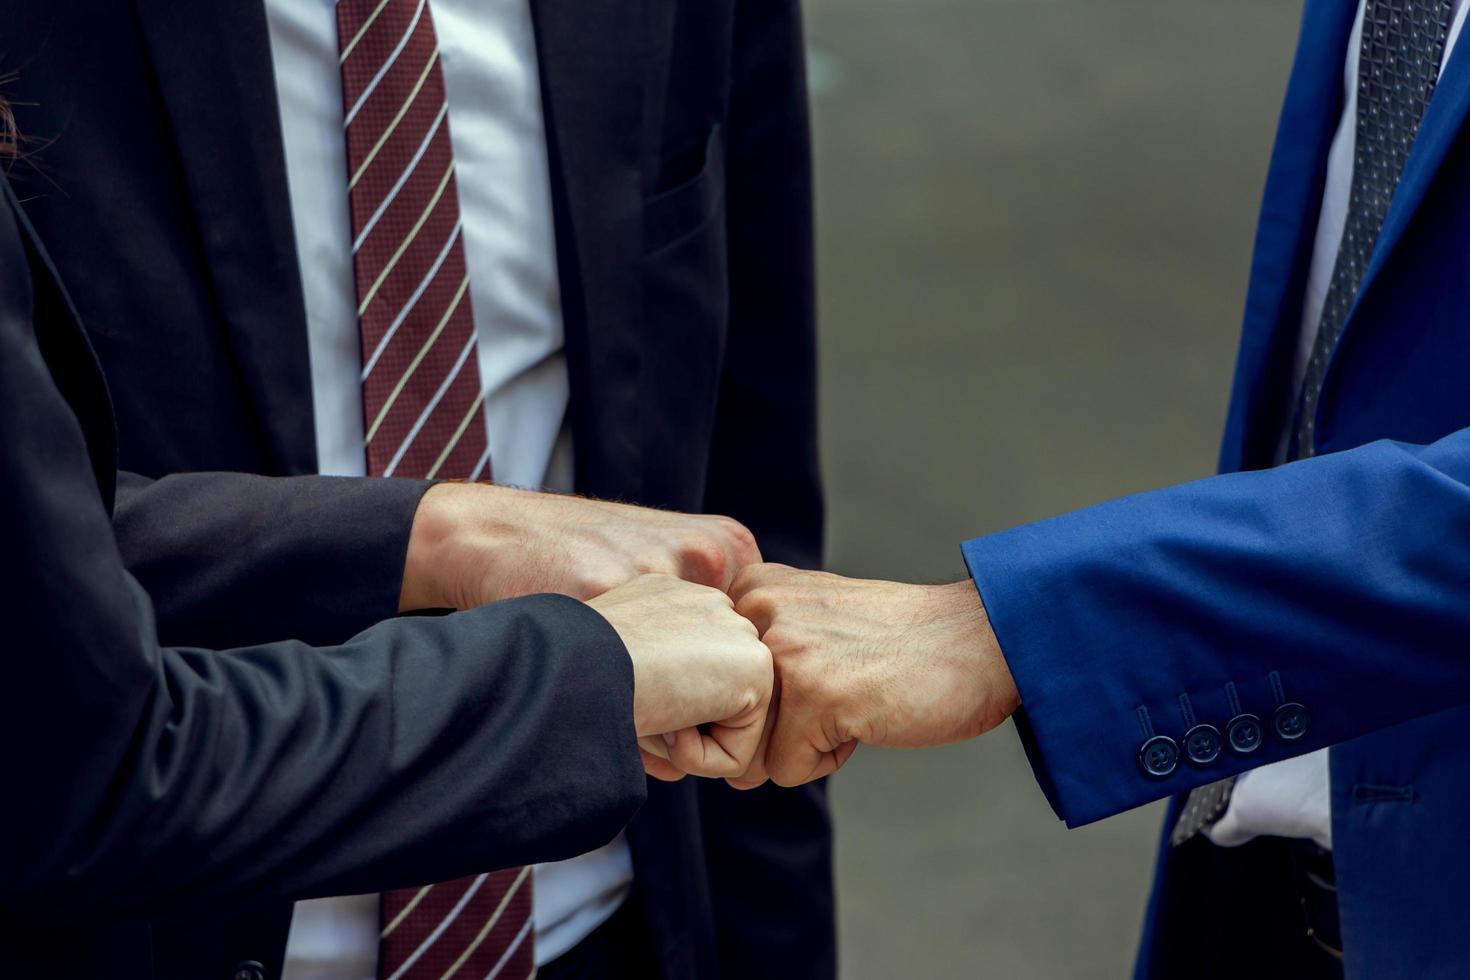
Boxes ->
[806,1,1302,976]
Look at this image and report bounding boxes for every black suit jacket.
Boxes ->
[0,182,645,976]
[7,1,833,978]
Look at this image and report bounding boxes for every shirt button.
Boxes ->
[1182,723,1223,765]
[231,962,266,980]
[1138,735,1180,778]
[1226,713,1264,755]
[1272,702,1311,741]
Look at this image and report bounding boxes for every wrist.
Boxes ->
[400,483,456,611]
[938,580,1021,734]
[584,590,644,728]
[400,482,521,611]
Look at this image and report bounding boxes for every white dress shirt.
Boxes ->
[1206,0,1470,851]
[263,1,633,974]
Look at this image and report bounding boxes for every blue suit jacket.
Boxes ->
[962,1,1470,975]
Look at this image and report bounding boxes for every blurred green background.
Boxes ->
[806,1,1302,975]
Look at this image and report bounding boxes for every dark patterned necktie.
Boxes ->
[1173,0,1455,848]
[336,2,534,976]
[340,0,493,484]
[1290,0,1455,460]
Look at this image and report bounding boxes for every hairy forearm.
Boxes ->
[400,481,763,613]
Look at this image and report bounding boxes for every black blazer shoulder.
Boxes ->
[3,178,116,506]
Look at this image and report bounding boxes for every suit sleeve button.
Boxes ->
[1272,702,1310,741]
[1183,724,1223,765]
[1138,735,1179,778]
[1226,714,1263,754]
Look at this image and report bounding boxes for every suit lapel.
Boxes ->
[531,0,657,501]
[1218,0,1359,473]
[1337,23,1470,338]
[1299,8,1470,450]
[131,0,318,475]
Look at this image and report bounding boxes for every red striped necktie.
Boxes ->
[336,1,534,977]
[339,0,492,484]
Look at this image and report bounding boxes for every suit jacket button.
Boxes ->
[1273,702,1310,741]
[1138,735,1179,778]
[1182,723,1223,765]
[232,962,266,980]
[1226,714,1263,754]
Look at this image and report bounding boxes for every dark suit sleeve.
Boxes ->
[697,2,835,976]
[962,430,1470,828]
[113,470,432,647]
[0,218,646,922]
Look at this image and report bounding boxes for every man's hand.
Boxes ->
[588,574,774,780]
[399,483,761,611]
[727,565,1020,788]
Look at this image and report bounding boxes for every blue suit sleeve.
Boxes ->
[962,429,1470,827]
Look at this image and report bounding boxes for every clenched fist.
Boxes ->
[727,565,1020,788]
[588,574,773,780]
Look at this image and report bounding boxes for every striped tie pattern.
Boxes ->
[377,868,535,980]
[336,3,532,977]
[339,0,492,483]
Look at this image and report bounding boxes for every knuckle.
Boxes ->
[729,562,768,598]
[732,592,769,628]
[738,669,770,714]
[734,582,768,610]
[719,518,760,559]
[680,537,729,587]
